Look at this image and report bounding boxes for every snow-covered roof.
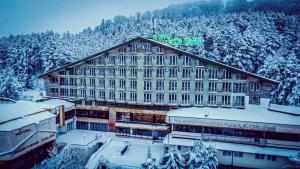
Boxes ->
[163,134,300,157]
[39,98,75,111]
[0,100,55,124]
[167,106,300,126]
[39,37,278,84]
[86,139,164,169]
[0,112,56,131]
[268,104,300,116]
[19,90,46,102]
[57,129,105,146]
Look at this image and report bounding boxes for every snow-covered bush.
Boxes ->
[160,146,185,169]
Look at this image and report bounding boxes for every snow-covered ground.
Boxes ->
[57,130,165,169]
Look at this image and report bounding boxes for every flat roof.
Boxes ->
[86,139,164,169]
[163,134,300,157]
[269,104,300,116]
[39,98,75,111]
[0,100,55,124]
[167,105,300,126]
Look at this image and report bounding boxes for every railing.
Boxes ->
[116,120,168,127]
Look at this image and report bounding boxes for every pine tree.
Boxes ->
[141,147,160,169]
[161,147,185,169]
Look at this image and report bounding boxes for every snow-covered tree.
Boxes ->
[141,147,160,169]
[0,68,23,99]
[289,153,300,168]
[36,146,85,169]
[161,147,185,169]
[184,140,218,169]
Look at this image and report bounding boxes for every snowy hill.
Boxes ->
[0,0,299,106]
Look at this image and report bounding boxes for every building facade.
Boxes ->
[40,37,277,140]
[0,98,57,169]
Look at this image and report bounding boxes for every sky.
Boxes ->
[0,0,195,37]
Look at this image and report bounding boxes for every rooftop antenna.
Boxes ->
[152,16,156,35]
[135,12,142,36]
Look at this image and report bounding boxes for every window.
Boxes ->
[208,95,217,105]
[267,155,277,161]
[109,90,115,100]
[233,96,245,107]
[109,80,115,89]
[129,55,137,65]
[144,68,152,78]
[69,78,77,86]
[80,89,86,98]
[195,68,204,79]
[70,89,77,97]
[119,92,126,101]
[131,43,138,52]
[169,55,177,66]
[98,68,105,77]
[209,82,217,92]
[69,68,76,75]
[156,81,164,91]
[182,81,190,92]
[108,56,115,65]
[145,43,152,52]
[50,88,58,95]
[255,154,265,160]
[156,47,164,53]
[223,70,232,79]
[222,95,231,106]
[99,79,105,89]
[130,80,137,90]
[99,90,105,100]
[222,82,231,92]
[209,69,218,79]
[183,56,191,66]
[233,152,243,158]
[250,83,261,91]
[98,56,105,65]
[157,55,164,65]
[144,55,152,65]
[119,67,126,78]
[59,71,66,75]
[89,67,96,76]
[60,88,68,96]
[223,151,232,156]
[169,93,177,104]
[182,94,190,105]
[130,92,137,102]
[236,73,247,80]
[156,93,164,103]
[144,93,152,103]
[50,77,58,84]
[119,80,126,90]
[80,78,86,87]
[90,78,95,87]
[130,68,137,78]
[169,68,178,78]
[195,81,204,92]
[233,83,246,93]
[182,68,190,79]
[144,81,152,91]
[59,78,68,86]
[195,95,203,105]
[195,60,204,67]
[156,68,164,78]
[119,55,126,65]
[249,96,260,105]
[169,81,177,91]
[108,68,115,77]
[89,89,95,98]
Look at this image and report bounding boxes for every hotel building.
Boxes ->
[40,37,300,168]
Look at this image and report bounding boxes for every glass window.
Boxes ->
[195,95,203,105]
[144,93,152,103]
[144,81,152,91]
[182,68,191,79]
[222,95,231,106]
[156,81,164,91]
[208,69,218,79]
[182,94,190,104]
[195,68,204,79]
[130,92,137,102]
[156,93,164,103]
[156,55,164,65]
[209,82,217,92]
[169,55,177,66]
[208,95,217,105]
[144,55,152,65]
[169,68,178,78]
[169,81,177,91]
[169,93,177,104]
[144,68,152,78]
[182,81,190,92]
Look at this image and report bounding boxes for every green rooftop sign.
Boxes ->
[152,33,203,46]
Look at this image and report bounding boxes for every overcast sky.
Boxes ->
[0,0,195,37]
